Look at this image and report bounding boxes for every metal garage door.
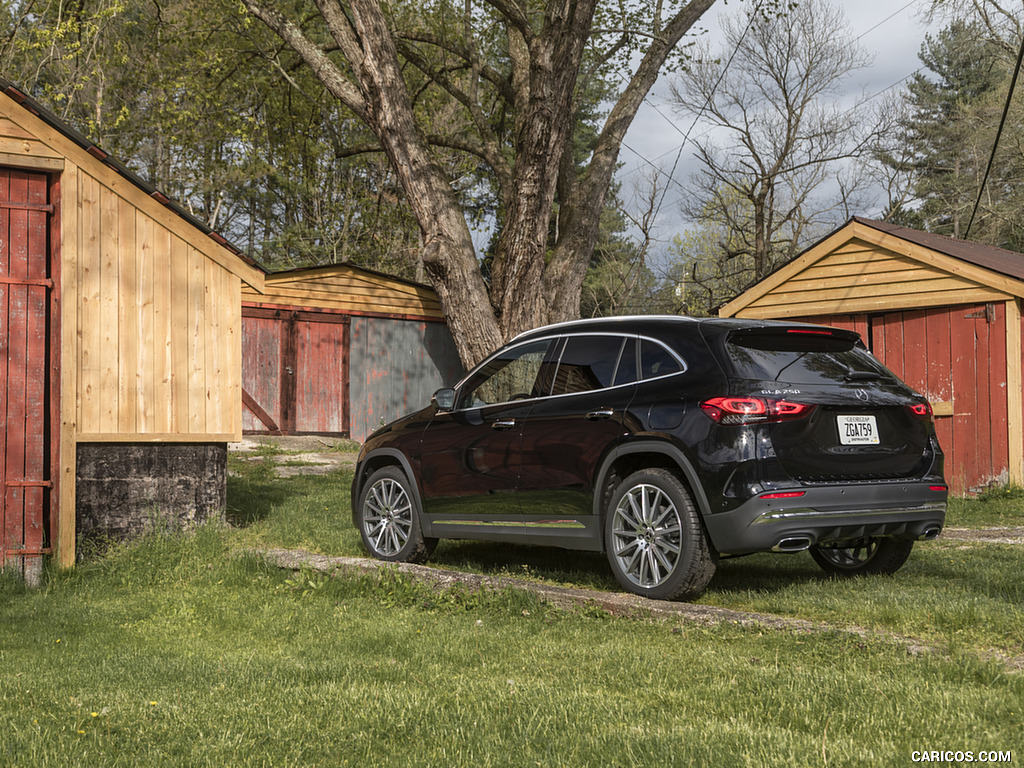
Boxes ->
[1,168,52,581]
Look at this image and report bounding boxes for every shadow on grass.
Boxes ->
[427,538,829,598]
[430,539,617,591]
[707,552,827,596]
[227,469,311,526]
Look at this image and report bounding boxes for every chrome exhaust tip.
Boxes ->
[919,526,942,541]
[773,536,813,553]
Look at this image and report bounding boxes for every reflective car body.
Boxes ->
[352,316,947,600]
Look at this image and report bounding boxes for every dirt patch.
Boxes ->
[942,527,1024,545]
[229,437,358,478]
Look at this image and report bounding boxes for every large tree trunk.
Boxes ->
[542,0,718,323]
[244,0,716,368]
[488,2,597,338]
[245,0,502,366]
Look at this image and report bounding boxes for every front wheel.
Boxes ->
[357,466,436,563]
[604,468,717,601]
[809,537,914,576]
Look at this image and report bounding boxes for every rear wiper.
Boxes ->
[844,370,881,382]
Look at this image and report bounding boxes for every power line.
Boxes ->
[618,2,924,214]
[646,0,768,229]
[965,29,1024,238]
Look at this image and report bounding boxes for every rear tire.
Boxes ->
[810,537,914,576]
[357,466,436,564]
[604,468,717,601]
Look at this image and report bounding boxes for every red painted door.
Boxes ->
[1,168,52,578]
[241,307,351,435]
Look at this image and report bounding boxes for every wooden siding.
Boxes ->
[1,168,52,576]
[71,167,243,439]
[242,264,444,319]
[1010,299,1024,485]
[739,239,1009,319]
[348,316,463,442]
[0,118,63,171]
[0,89,265,567]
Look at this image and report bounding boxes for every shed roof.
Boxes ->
[720,217,1024,319]
[0,77,265,289]
[243,262,445,320]
[850,217,1024,283]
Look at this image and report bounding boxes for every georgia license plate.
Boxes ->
[837,414,879,445]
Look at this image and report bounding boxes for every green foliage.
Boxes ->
[664,188,760,316]
[580,197,667,317]
[976,483,1024,503]
[0,0,427,275]
[887,17,1024,249]
[947,483,1024,528]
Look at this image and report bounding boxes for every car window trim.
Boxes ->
[448,332,687,413]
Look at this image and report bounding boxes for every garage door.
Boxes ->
[1,168,52,580]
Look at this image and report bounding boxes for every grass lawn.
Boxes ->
[2,527,1023,767]
[226,453,1024,660]
[0,452,1020,766]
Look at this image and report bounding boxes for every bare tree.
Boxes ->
[241,0,718,367]
[670,0,880,292]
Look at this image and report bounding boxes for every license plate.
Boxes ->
[837,414,879,445]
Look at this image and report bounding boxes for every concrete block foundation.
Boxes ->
[75,443,227,546]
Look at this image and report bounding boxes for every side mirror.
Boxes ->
[432,387,456,411]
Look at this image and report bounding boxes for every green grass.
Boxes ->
[1,527,1022,767]
[947,484,1024,528]
[223,455,1024,662]
[0,457,1021,765]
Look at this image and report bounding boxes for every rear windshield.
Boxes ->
[725,330,895,384]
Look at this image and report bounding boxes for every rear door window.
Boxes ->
[725,329,895,384]
[550,335,625,396]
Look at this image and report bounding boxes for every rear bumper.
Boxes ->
[703,482,947,555]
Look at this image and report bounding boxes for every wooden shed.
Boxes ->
[0,80,265,580]
[720,216,1024,494]
[240,264,463,442]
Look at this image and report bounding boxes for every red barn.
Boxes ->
[720,217,1024,494]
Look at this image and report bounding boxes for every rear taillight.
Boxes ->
[908,402,933,420]
[700,396,815,425]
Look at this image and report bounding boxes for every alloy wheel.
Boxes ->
[362,477,414,557]
[610,483,683,589]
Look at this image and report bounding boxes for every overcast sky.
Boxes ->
[614,0,939,257]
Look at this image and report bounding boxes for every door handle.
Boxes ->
[491,419,516,430]
[586,408,615,421]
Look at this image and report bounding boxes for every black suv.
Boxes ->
[352,316,947,600]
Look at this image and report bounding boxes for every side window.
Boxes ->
[550,335,624,396]
[640,339,682,379]
[458,340,552,408]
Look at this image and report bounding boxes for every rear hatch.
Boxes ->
[721,326,934,481]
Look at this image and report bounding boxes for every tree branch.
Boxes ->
[242,0,368,120]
